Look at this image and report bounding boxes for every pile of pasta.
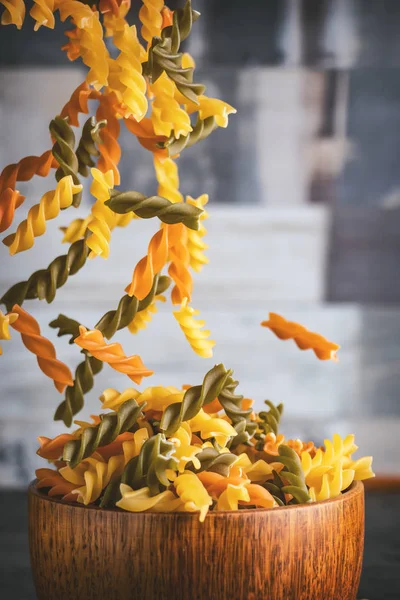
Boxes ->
[0,0,374,519]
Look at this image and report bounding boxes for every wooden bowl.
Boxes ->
[28,480,364,600]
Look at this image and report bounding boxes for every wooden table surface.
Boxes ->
[0,489,399,600]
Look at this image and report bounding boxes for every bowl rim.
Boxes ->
[29,479,364,517]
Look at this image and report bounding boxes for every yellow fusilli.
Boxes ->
[186,194,209,272]
[128,294,166,334]
[109,23,148,120]
[30,0,55,30]
[151,73,193,139]
[117,484,183,513]
[0,0,25,28]
[173,297,215,358]
[139,0,164,45]
[174,472,212,522]
[3,176,83,255]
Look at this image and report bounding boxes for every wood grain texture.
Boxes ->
[28,480,364,600]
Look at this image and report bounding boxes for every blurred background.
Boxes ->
[1,0,400,487]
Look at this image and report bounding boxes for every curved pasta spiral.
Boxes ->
[0,0,25,28]
[184,94,237,128]
[76,116,106,176]
[3,176,83,255]
[60,215,92,244]
[188,410,236,447]
[126,226,169,300]
[174,472,212,521]
[146,35,205,105]
[74,325,154,383]
[0,236,90,310]
[58,2,109,89]
[95,92,122,185]
[86,168,115,259]
[275,445,311,505]
[254,400,284,450]
[150,72,192,139]
[36,468,78,500]
[60,81,95,127]
[186,445,237,477]
[109,24,148,121]
[50,116,82,207]
[95,273,171,339]
[160,363,234,437]
[63,398,145,467]
[173,297,215,358]
[154,155,183,204]
[162,116,217,157]
[121,432,178,496]
[55,354,103,427]
[30,0,55,31]
[10,304,74,393]
[0,149,56,233]
[186,194,208,272]
[128,294,165,335]
[0,309,18,355]
[105,188,203,229]
[139,0,164,45]
[168,223,193,304]
[261,312,340,361]
[101,0,130,36]
[116,484,183,513]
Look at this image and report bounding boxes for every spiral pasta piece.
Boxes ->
[63,398,145,467]
[147,36,205,105]
[150,72,192,139]
[0,149,56,233]
[76,116,106,176]
[162,116,217,157]
[186,445,237,477]
[0,236,90,311]
[0,0,25,28]
[275,445,311,505]
[160,363,234,437]
[184,95,237,128]
[126,226,169,300]
[188,409,236,447]
[168,223,193,304]
[139,0,164,45]
[86,168,115,259]
[74,325,154,383]
[95,92,122,184]
[174,472,212,522]
[153,155,183,204]
[121,433,178,496]
[3,176,83,255]
[173,297,215,358]
[95,273,171,339]
[0,309,18,355]
[37,432,78,460]
[301,433,374,502]
[10,305,73,393]
[30,0,55,30]
[60,215,93,244]
[36,468,78,500]
[254,400,284,450]
[109,23,148,121]
[55,354,103,427]
[105,188,202,229]
[101,0,130,35]
[128,294,166,335]
[261,313,340,361]
[58,2,109,89]
[50,116,82,207]
[186,194,208,272]
[167,423,201,473]
[100,387,141,411]
[117,484,183,513]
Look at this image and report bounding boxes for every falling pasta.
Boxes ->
[0,0,374,528]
